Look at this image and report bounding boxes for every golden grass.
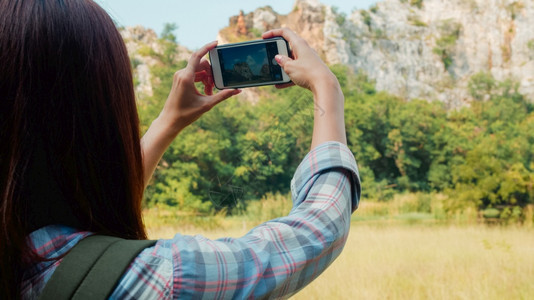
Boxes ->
[147,222,534,299]
[292,225,534,300]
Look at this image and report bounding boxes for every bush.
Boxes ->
[240,193,292,224]
[360,10,372,28]
[433,20,462,70]
[410,0,424,9]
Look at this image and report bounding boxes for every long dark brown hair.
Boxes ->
[0,0,146,298]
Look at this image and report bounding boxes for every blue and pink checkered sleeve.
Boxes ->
[112,141,360,299]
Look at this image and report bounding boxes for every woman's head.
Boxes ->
[0,0,146,296]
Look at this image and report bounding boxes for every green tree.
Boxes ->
[445,74,534,218]
[137,41,533,222]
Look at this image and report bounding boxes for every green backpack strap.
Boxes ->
[39,234,156,300]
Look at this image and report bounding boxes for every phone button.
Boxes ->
[272,58,278,66]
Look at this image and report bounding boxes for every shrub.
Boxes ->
[433,20,462,70]
[360,10,372,28]
[410,0,424,9]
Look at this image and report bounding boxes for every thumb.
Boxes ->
[275,54,293,70]
[209,89,241,107]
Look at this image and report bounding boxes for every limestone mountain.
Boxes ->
[218,0,534,106]
[123,0,534,106]
[121,26,192,98]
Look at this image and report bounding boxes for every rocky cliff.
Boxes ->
[121,26,192,98]
[218,0,534,106]
[122,0,534,106]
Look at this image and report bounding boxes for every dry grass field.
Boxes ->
[146,221,534,300]
[291,224,534,300]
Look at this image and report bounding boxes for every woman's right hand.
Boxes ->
[263,28,347,149]
[262,28,340,94]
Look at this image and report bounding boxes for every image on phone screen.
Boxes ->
[217,42,283,87]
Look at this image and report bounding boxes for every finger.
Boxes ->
[263,28,304,46]
[198,59,213,74]
[186,40,218,77]
[274,54,297,80]
[263,28,296,40]
[194,71,214,95]
[275,82,295,89]
[208,74,214,90]
[194,71,212,86]
[209,89,241,107]
[199,75,212,91]
[264,28,309,60]
[204,80,213,95]
[198,60,215,94]
[194,70,208,82]
[275,54,293,68]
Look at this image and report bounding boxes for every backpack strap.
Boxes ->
[39,235,156,300]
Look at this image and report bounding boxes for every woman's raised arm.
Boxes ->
[140,41,241,185]
[262,28,347,149]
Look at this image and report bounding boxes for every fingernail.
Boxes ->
[275,55,282,63]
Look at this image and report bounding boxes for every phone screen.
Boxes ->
[217,41,284,87]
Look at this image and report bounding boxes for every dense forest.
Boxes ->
[135,25,534,222]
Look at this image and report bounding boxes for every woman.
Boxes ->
[0,0,360,299]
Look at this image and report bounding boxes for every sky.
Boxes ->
[94,0,379,49]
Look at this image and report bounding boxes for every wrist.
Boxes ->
[310,72,342,97]
[312,75,344,110]
[310,72,346,148]
[153,112,183,138]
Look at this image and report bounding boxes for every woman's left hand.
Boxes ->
[141,41,240,185]
[159,40,241,134]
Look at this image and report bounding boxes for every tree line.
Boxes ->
[134,26,533,221]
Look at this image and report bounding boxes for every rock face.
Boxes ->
[121,26,192,98]
[121,26,159,97]
[218,0,534,106]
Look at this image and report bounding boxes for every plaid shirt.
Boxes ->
[22,141,360,299]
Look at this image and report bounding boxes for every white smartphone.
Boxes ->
[209,37,291,89]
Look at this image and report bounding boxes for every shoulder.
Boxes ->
[22,225,92,298]
[23,225,174,299]
[110,239,174,299]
